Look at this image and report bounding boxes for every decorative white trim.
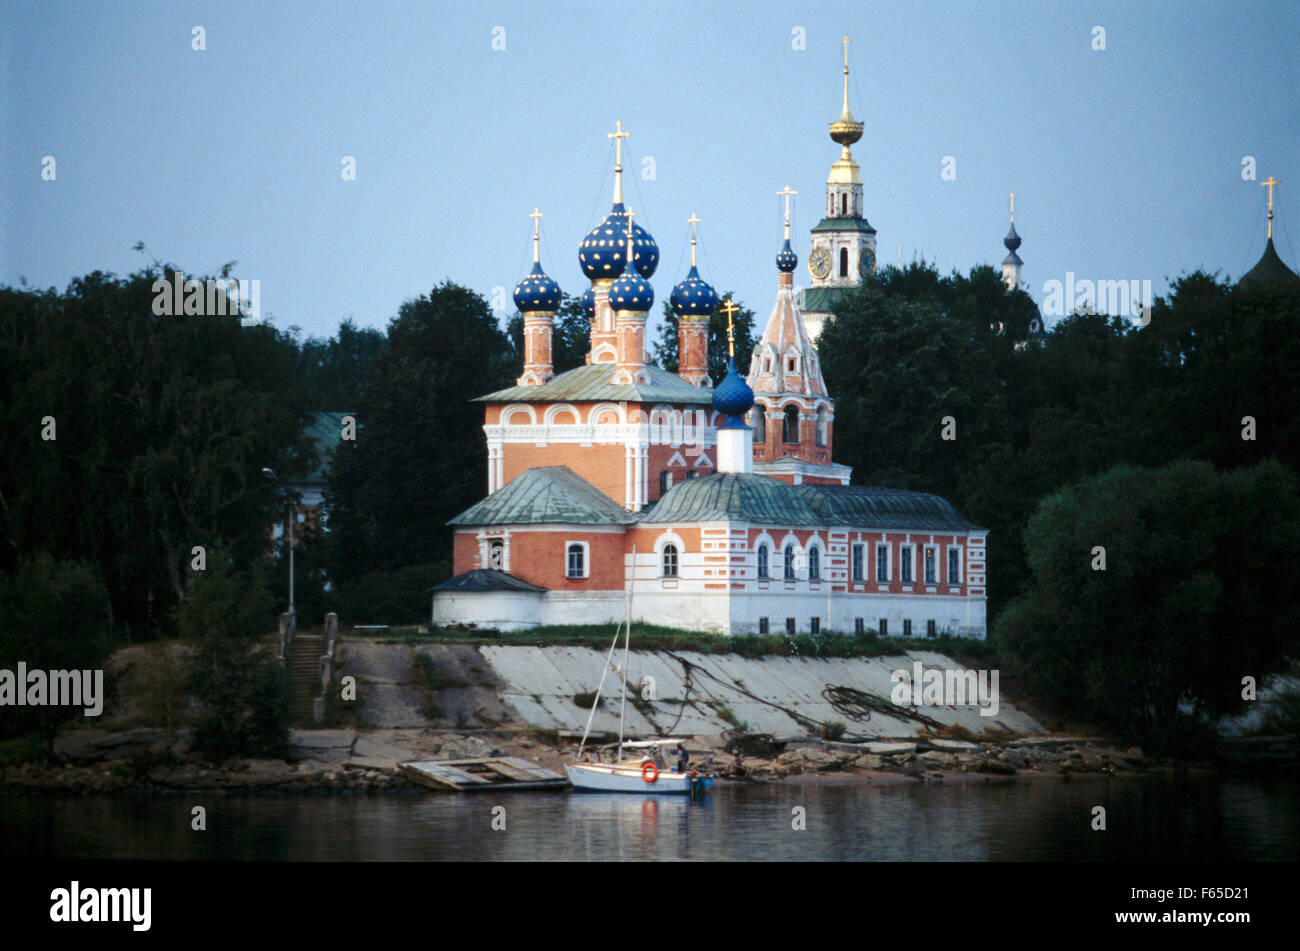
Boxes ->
[543,403,581,426]
[501,404,537,425]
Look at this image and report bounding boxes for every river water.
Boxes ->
[2,773,1295,861]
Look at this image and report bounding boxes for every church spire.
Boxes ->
[1241,176,1300,288]
[1002,192,1023,291]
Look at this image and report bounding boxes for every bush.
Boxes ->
[336,562,447,625]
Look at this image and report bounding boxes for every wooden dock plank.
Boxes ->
[399,758,567,792]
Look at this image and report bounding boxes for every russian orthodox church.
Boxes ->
[1239,176,1300,289]
[431,45,989,637]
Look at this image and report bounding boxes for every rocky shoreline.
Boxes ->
[0,726,1193,795]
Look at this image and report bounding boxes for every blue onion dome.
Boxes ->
[580,285,595,320]
[579,203,660,279]
[776,238,798,272]
[669,265,718,317]
[712,358,755,423]
[1003,222,1021,253]
[513,261,562,312]
[609,256,655,312]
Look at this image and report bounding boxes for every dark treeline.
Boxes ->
[820,262,1300,745]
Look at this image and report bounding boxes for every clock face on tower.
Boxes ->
[859,247,876,276]
[809,247,832,280]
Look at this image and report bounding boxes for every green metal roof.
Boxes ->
[431,569,546,593]
[475,363,713,405]
[303,411,355,485]
[811,217,877,234]
[449,467,637,526]
[793,484,982,532]
[641,473,824,525]
[799,286,852,314]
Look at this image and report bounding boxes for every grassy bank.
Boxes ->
[358,622,999,661]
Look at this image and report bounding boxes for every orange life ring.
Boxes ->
[641,761,659,783]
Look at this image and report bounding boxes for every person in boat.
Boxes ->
[675,743,690,773]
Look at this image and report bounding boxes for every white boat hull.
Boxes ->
[565,762,708,795]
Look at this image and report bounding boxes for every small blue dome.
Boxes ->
[580,285,595,320]
[712,358,755,422]
[513,261,562,312]
[776,238,798,273]
[669,265,718,317]
[609,260,655,312]
[578,203,659,280]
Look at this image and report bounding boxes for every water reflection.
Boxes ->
[0,774,1295,862]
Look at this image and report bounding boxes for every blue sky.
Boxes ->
[4,0,1298,341]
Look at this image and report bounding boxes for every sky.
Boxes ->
[3,0,1298,342]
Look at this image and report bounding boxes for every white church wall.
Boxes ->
[432,590,543,631]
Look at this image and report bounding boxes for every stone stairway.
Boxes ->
[286,635,324,722]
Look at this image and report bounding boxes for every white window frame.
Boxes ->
[923,545,938,585]
[900,544,914,584]
[851,543,865,582]
[565,541,590,579]
[875,543,890,582]
[947,545,963,585]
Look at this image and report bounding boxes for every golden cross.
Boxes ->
[1262,176,1280,239]
[1009,192,1015,222]
[719,299,740,359]
[608,120,629,166]
[687,212,701,267]
[530,207,542,262]
[608,121,630,203]
[777,185,797,239]
[842,34,851,69]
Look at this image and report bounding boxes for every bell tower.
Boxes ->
[804,35,877,344]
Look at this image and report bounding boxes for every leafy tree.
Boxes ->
[0,553,115,757]
[0,269,314,636]
[325,281,514,597]
[651,294,757,383]
[996,459,1300,750]
[298,318,387,409]
[179,549,288,759]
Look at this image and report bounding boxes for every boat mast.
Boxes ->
[617,545,636,763]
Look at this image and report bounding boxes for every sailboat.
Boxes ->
[564,547,714,795]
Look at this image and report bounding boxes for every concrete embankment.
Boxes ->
[347,641,1043,737]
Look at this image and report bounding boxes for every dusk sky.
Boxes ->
[4,0,1298,340]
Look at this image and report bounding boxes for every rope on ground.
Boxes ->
[822,684,944,730]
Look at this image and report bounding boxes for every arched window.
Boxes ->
[782,406,800,443]
[487,539,504,571]
[662,543,678,577]
[566,543,586,579]
[839,247,849,277]
[840,193,847,215]
[751,407,766,443]
[658,470,671,497]
[808,546,821,581]
[757,544,769,579]
[815,407,828,446]
[784,545,796,580]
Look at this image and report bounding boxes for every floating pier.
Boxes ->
[399,757,568,792]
